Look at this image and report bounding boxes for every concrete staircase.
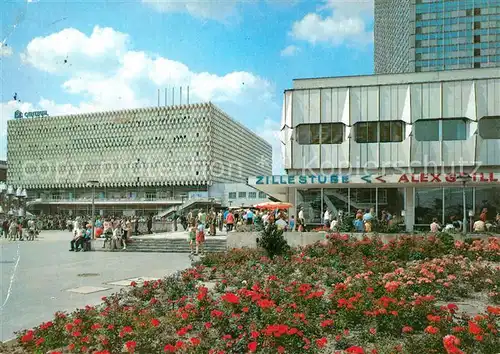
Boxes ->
[125,237,227,253]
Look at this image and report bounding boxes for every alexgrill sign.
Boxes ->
[14,110,49,119]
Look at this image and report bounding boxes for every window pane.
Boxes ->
[310,125,320,144]
[321,123,344,144]
[474,187,500,221]
[331,123,344,144]
[355,122,377,143]
[355,122,368,143]
[442,119,467,141]
[297,189,322,225]
[415,188,443,226]
[391,121,404,142]
[478,116,500,139]
[238,192,246,198]
[321,124,333,144]
[444,187,473,225]
[258,192,266,198]
[248,192,257,199]
[414,120,440,141]
[380,122,392,142]
[296,125,311,144]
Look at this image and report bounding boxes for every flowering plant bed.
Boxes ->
[9,234,500,353]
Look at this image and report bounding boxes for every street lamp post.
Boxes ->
[456,174,472,234]
[87,180,99,239]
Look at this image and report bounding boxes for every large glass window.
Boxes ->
[323,188,349,218]
[443,187,473,224]
[355,122,378,143]
[415,188,443,225]
[296,189,322,225]
[297,123,344,145]
[442,119,467,141]
[414,120,440,141]
[478,116,500,139]
[414,119,469,141]
[474,187,500,221]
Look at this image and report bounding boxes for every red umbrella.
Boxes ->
[254,201,293,210]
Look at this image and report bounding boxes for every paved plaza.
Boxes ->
[0,231,191,341]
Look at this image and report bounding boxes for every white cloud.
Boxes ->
[21,26,129,73]
[0,43,13,57]
[142,0,239,21]
[291,0,373,46]
[257,118,283,175]
[280,44,300,57]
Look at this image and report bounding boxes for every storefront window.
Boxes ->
[323,188,349,218]
[380,121,404,142]
[478,116,500,139]
[443,187,473,223]
[350,188,377,211]
[296,189,322,225]
[378,188,405,222]
[474,187,500,221]
[415,188,443,225]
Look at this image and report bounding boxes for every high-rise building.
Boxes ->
[375,0,500,74]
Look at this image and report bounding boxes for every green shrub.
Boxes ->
[258,223,290,259]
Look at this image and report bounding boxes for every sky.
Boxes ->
[0,0,374,174]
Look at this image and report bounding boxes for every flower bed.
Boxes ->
[9,235,500,353]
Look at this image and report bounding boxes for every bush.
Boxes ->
[257,223,290,259]
[338,214,355,232]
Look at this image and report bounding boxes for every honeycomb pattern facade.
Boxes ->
[7,103,272,189]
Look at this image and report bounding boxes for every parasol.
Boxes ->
[253,201,293,210]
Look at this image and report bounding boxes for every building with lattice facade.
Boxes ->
[6,103,272,216]
[375,0,500,74]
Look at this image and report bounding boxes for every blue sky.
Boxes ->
[0,0,374,172]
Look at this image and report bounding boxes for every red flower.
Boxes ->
[486,306,500,315]
[427,314,441,322]
[447,303,459,313]
[130,281,137,287]
[125,341,137,352]
[190,337,201,346]
[248,341,258,352]
[369,327,376,335]
[315,337,327,348]
[251,331,259,338]
[221,292,240,304]
[35,337,45,346]
[277,346,285,353]
[346,346,365,354]
[320,319,333,327]
[151,318,160,327]
[21,330,34,343]
[402,326,413,333]
[164,344,176,352]
[204,322,212,329]
[425,326,439,334]
[468,321,482,335]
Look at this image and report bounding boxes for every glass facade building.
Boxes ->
[375,0,500,73]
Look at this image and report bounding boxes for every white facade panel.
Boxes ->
[320,89,332,123]
[309,89,321,124]
[292,90,308,125]
[421,83,441,119]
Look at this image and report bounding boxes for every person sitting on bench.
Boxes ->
[70,229,84,252]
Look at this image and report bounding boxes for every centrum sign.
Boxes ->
[14,110,49,119]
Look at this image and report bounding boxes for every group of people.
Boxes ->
[69,216,136,252]
[1,217,39,241]
[430,208,500,233]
